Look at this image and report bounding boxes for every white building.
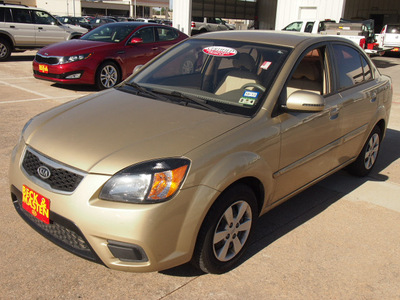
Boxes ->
[174,0,400,35]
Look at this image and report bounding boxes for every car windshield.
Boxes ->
[123,39,290,117]
[283,21,303,31]
[81,23,138,43]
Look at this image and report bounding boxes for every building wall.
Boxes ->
[173,0,192,35]
[258,0,278,30]
[274,0,346,30]
[343,0,400,32]
[36,0,82,16]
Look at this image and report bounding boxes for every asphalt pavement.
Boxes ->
[1,51,399,299]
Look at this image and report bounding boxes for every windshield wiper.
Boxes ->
[169,91,224,114]
[123,82,171,102]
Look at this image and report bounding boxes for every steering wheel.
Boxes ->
[241,83,266,92]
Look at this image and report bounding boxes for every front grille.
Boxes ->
[35,54,60,65]
[33,70,63,79]
[22,148,84,193]
[11,185,102,264]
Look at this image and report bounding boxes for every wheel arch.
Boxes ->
[0,32,15,49]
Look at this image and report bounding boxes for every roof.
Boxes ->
[192,30,346,49]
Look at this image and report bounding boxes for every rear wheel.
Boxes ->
[0,38,12,61]
[95,61,121,90]
[347,126,381,176]
[192,184,258,274]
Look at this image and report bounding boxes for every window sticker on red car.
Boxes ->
[239,90,259,106]
[260,61,272,70]
[202,46,237,57]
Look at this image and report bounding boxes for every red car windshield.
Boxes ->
[81,23,139,43]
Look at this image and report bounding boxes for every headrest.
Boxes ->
[233,53,255,72]
[292,60,319,81]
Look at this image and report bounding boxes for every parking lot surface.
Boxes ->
[1,51,400,299]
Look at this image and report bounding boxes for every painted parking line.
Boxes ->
[0,95,88,105]
[0,79,51,99]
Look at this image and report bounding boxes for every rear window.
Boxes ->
[386,25,400,33]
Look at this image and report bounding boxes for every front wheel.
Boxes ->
[347,126,381,176]
[192,184,258,274]
[95,61,121,90]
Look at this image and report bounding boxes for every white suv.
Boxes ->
[0,4,87,61]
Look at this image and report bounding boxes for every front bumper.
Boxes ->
[9,143,219,272]
[32,60,96,85]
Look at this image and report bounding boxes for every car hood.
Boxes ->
[24,89,248,175]
[38,39,112,56]
[62,24,88,34]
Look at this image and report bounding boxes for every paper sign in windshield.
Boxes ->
[203,46,237,57]
[261,61,272,70]
[239,90,259,106]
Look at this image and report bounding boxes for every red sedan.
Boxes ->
[33,22,188,89]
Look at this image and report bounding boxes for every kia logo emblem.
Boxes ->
[37,166,51,179]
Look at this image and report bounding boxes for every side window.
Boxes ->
[156,27,178,41]
[305,22,314,33]
[32,10,56,25]
[286,47,325,98]
[361,55,372,81]
[132,27,155,43]
[332,44,366,89]
[11,8,32,23]
[4,8,12,22]
[0,8,4,22]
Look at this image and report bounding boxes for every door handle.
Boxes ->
[38,27,43,30]
[10,25,15,28]
[330,107,340,120]
[152,47,159,50]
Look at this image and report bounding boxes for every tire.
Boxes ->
[95,61,121,90]
[181,58,194,74]
[192,184,258,274]
[347,126,381,177]
[0,38,12,61]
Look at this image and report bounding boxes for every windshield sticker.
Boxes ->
[203,46,237,57]
[260,61,272,70]
[239,90,259,106]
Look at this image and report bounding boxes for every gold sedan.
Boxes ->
[9,31,392,274]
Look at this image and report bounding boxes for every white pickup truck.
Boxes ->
[282,19,388,55]
[191,17,231,35]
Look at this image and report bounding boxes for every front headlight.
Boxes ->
[59,53,92,64]
[99,158,190,203]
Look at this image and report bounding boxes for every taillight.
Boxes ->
[359,38,366,49]
[191,21,195,28]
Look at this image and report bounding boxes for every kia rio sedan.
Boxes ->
[32,22,188,89]
[10,31,392,274]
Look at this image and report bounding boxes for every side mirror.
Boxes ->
[285,90,325,111]
[129,37,143,45]
[133,65,143,73]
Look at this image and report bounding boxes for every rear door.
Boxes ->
[32,9,68,46]
[330,43,380,162]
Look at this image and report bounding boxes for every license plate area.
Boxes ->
[38,64,49,73]
[22,185,50,224]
